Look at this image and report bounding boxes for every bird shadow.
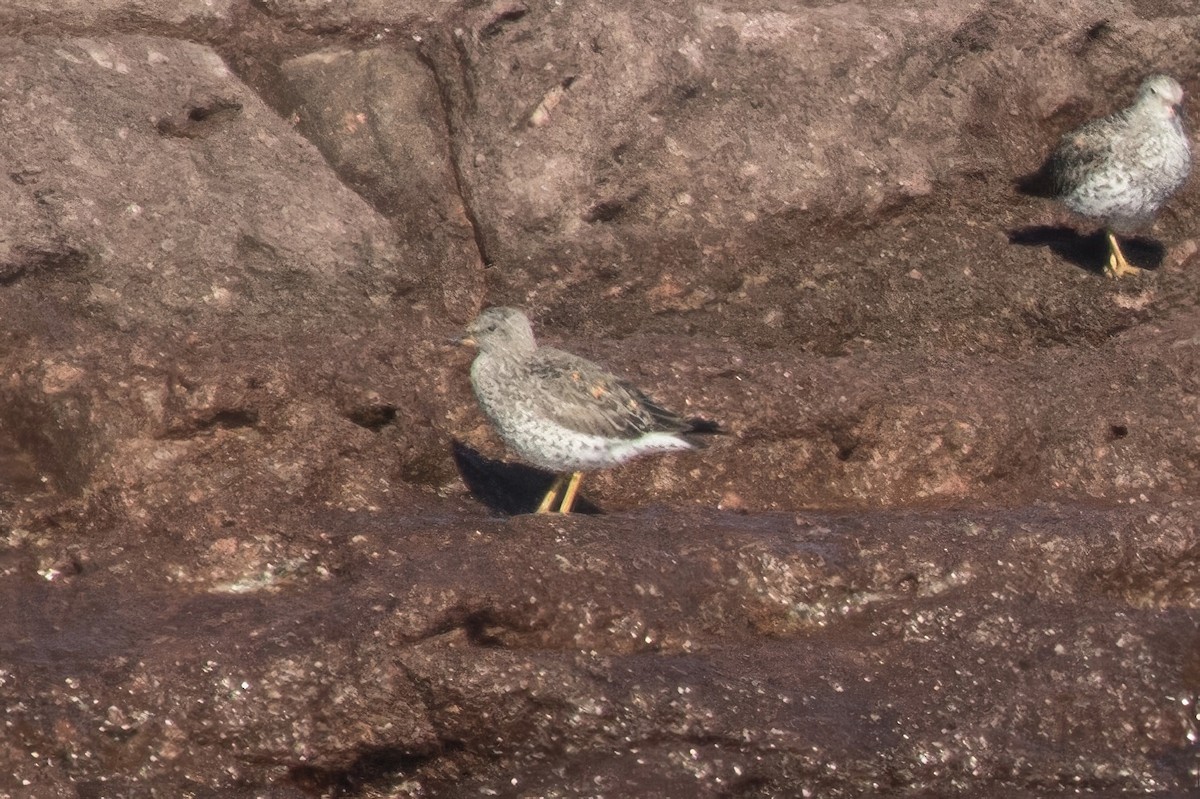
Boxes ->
[1007,226,1165,275]
[451,440,602,516]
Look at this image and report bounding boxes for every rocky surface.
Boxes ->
[0,0,1198,796]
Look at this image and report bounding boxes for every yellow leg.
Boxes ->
[557,472,584,514]
[1105,230,1141,279]
[536,475,565,514]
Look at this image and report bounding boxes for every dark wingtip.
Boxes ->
[684,417,726,437]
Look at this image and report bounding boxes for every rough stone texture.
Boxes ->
[0,0,1198,797]
[252,0,462,32]
[422,0,1200,347]
[279,46,483,321]
[2,506,1198,796]
[0,0,233,31]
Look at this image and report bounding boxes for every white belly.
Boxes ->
[494,409,693,473]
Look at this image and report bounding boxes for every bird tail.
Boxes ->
[1013,162,1058,198]
[681,417,726,447]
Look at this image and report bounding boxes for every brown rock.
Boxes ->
[0,1,231,30]
[0,1,1199,796]
[2,505,1197,795]
[251,0,461,31]
[279,45,483,322]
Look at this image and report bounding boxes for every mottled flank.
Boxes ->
[1052,76,1189,228]
[463,307,719,510]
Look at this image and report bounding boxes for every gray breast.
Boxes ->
[1058,111,1190,230]
[469,348,696,473]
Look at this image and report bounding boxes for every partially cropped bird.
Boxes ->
[1019,74,1191,278]
[459,307,721,513]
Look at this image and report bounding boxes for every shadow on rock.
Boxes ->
[451,440,601,516]
[1008,226,1164,275]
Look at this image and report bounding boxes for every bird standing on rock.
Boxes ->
[1024,74,1191,278]
[460,307,722,514]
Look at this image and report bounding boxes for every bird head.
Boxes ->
[459,307,538,355]
[1137,74,1185,118]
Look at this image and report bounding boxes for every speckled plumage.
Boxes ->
[462,307,718,511]
[1047,75,1190,233]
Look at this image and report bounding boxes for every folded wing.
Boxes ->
[526,347,694,440]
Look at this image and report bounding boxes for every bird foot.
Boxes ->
[536,475,565,514]
[1104,256,1143,279]
[1104,231,1142,279]
[534,473,583,514]
[557,472,583,514]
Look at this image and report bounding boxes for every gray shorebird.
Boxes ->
[1022,74,1190,278]
[460,307,721,514]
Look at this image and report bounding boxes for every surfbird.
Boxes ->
[1023,74,1190,278]
[460,307,721,513]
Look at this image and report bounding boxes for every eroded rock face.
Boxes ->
[424,0,1200,349]
[251,0,460,31]
[0,1,233,30]
[2,506,1198,796]
[0,0,1198,796]
[279,45,483,321]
